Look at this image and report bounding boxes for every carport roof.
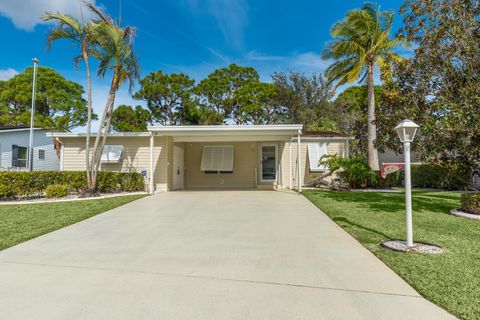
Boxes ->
[47,125,304,138]
[147,125,303,136]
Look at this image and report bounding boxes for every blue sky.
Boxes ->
[0,0,405,131]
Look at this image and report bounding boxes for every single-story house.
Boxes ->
[0,125,59,171]
[47,125,353,193]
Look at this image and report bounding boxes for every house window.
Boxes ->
[307,143,328,172]
[101,145,124,162]
[201,145,234,173]
[38,149,45,160]
[12,145,28,168]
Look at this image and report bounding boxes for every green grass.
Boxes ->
[0,195,145,251]
[303,190,480,320]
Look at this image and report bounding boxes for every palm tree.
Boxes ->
[83,2,140,189]
[42,11,95,188]
[322,2,403,170]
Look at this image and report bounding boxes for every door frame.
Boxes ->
[173,145,184,190]
[259,143,278,183]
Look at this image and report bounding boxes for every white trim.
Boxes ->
[149,125,302,137]
[46,132,151,138]
[173,135,291,142]
[0,128,43,134]
[259,143,278,183]
[292,136,355,142]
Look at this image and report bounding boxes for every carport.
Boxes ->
[147,125,303,191]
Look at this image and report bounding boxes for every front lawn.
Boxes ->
[303,190,480,320]
[0,195,145,251]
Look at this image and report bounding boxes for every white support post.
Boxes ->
[404,141,413,247]
[59,139,64,171]
[149,133,155,195]
[345,139,350,158]
[288,138,292,190]
[297,130,302,193]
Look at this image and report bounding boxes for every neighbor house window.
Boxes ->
[307,143,328,172]
[12,145,27,168]
[38,149,45,160]
[201,145,234,174]
[101,145,124,162]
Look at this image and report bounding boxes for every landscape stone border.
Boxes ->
[450,208,480,220]
[380,239,443,254]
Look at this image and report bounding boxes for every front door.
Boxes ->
[173,146,184,190]
[260,144,277,182]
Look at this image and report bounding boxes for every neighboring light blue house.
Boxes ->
[0,126,59,171]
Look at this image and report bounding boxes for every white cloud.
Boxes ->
[290,52,331,70]
[182,0,248,48]
[0,0,98,31]
[0,68,19,80]
[245,50,285,62]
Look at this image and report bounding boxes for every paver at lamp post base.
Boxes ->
[381,239,443,254]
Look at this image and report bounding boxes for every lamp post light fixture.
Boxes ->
[28,58,39,172]
[395,119,420,247]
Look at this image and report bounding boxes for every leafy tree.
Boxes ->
[0,66,91,131]
[43,9,96,187]
[133,71,195,125]
[195,64,275,124]
[376,0,480,179]
[235,81,279,124]
[307,118,338,131]
[271,71,334,127]
[322,3,403,170]
[334,85,383,157]
[111,105,151,132]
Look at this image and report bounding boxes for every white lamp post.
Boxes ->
[28,58,39,172]
[395,119,420,247]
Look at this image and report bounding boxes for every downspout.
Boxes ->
[288,137,292,190]
[149,132,155,195]
[297,129,302,193]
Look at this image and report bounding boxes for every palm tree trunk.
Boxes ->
[82,43,93,190]
[90,69,120,189]
[367,62,379,171]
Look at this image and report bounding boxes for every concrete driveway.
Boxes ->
[0,191,455,319]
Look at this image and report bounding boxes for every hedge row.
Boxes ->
[411,164,470,190]
[0,171,145,198]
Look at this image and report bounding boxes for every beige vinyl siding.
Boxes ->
[185,142,258,189]
[60,136,169,191]
[280,140,347,188]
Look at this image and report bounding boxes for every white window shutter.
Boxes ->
[201,145,234,171]
[101,145,124,162]
[307,143,327,171]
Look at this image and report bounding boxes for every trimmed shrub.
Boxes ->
[0,171,145,198]
[320,156,402,189]
[461,193,480,215]
[45,184,69,198]
[411,164,470,190]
